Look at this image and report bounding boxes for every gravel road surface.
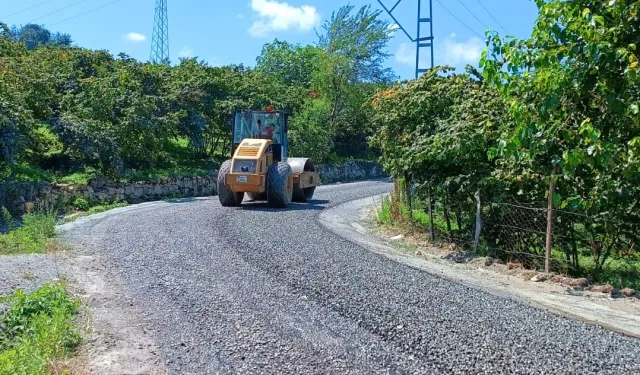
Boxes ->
[60,180,640,374]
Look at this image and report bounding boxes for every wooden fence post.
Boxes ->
[545,170,556,274]
[473,189,481,253]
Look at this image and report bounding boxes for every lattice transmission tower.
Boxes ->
[377,0,434,78]
[150,0,169,63]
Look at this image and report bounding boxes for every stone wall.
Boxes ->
[0,176,218,217]
[0,160,386,216]
[316,160,387,184]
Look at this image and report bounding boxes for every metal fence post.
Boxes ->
[545,170,556,273]
[427,180,435,241]
[473,189,481,253]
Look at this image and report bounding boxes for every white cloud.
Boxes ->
[248,0,320,37]
[236,14,245,19]
[387,23,400,32]
[178,46,194,58]
[396,42,416,65]
[395,35,484,68]
[439,36,484,65]
[124,32,146,42]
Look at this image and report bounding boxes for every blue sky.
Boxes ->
[0,0,539,79]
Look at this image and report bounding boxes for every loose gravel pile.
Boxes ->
[62,180,640,374]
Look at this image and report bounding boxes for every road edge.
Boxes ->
[318,193,640,339]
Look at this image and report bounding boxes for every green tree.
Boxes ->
[256,39,320,88]
[1,32,36,179]
[293,4,395,161]
[370,66,504,192]
[10,24,72,50]
[481,0,640,279]
[317,5,395,84]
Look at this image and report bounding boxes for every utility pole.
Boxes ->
[150,0,169,64]
[377,0,434,78]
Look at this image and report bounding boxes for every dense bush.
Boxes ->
[371,0,640,282]
[0,5,391,183]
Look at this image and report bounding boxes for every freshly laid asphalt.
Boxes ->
[61,180,640,374]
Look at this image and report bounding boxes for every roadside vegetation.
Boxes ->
[0,208,57,255]
[1,4,388,186]
[372,1,639,288]
[0,283,81,374]
[0,197,129,254]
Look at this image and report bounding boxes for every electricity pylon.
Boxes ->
[150,0,169,64]
[377,0,434,78]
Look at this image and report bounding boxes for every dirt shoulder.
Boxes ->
[63,253,168,375]
[57,203,170,375]
[319,194,640,339]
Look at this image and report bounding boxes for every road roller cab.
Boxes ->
[217,108,320,207]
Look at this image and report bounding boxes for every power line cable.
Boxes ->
[433,0,484,39]
[48,0,123,26]
[30,0,90,23]
[455,0,492,32]
[475,0,509,34]
[0,0,56,19]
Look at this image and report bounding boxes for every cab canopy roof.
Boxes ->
[233,110,289,156]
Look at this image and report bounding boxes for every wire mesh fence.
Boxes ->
[481,201,565,271]
[382,182,639,281]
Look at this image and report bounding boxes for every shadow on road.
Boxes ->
[239,199,330,212]
[164,197,211,204]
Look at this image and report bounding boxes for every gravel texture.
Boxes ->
[0,254,66,296]
[60,180,640,374]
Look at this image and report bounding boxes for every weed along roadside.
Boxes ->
[0,283,81,374]
[0,205,88,374]
[0,207,58,255]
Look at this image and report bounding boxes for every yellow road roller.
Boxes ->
[217,108,320,207]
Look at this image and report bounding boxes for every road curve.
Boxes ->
[61,180,640,374]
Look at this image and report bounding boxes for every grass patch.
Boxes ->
[580,257,640,291]
[0,208,57,255]
[122,164,215,183]
[55,168,97,185]
[376,195,394,225]
[0,283,81,374]
[377,194,460,234]
[3,162,56,183]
